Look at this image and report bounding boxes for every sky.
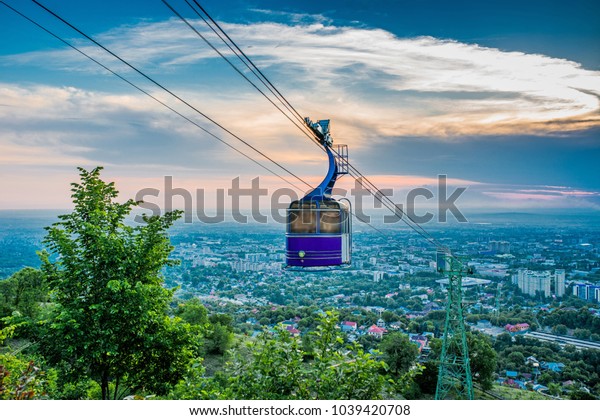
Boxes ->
[0,0,599,218]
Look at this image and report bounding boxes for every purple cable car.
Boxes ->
[286,119,351,268]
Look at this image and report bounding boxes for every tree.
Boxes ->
[467,333,497,391]
[408,320,420,333]
[204,313,234,355]
[0,268,47,320]
[381,310,399,324]
[222,312,388,399]
[547,382,561,397]
[574,328,591,340]
[379,332,419,375]
[507,351,525,366]
[424,333,497,394]
[175,298,208,326]
[414,360,438,395]
[553,324,568,335]
[39,167,198,399]
[205,323,234,356]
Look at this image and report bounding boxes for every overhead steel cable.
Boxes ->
[183,1,455,255]
[21,0,450,256]
[346,168,450,251]
[173,1,435,245]
[161,0,321,149]
[30,0,314,191]
[346,165,448,249]
[167,0,326,151]
[185,0,318,141]
[5,0,379,240]
[3,1,387,238]
[0,0,304,193]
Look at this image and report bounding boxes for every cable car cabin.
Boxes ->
[285,118,351,268]
[286,199,351,267]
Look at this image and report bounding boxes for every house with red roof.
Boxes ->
[286,325,300,337]
[341,321,358,332]
[367,325,387,339]
[505,323,530,333]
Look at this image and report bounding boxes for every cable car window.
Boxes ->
[289,209,317,233]
[319,210,341,233]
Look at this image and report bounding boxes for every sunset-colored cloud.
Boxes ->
[1,10,599,210]
[4,18,600,141]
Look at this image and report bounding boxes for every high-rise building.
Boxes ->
[514,269,564,298]
[573,283,589,300]
[489,240,511,254]
[554,269,566,298]
[573,283,600,303]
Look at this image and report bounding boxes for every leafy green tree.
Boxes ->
[547,382,561,397]
[0,268,47,320]
[221,312,388,400]
[381,310,399,324]
[200,313,234,356]
[408,320,420,333]
[569,389,596,400]
[168,359,224,400]
[226,326,305,399]
[175,298,208,326]
[414,360,438,395]
[424,333,497,394]
[205,323,234,356]
[553,324,568,335]
[379,332,419,375]
[467,333,497,391]
[574,328,591,340]
[309,312,387,399]
[507,350,525,366]
[38,167,198,399]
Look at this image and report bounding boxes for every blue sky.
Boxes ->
[0,0,599,214]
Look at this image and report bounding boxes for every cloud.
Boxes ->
[1,13,600,209]
[3,17,600,141]
[0,83,287,170]
[479,186,600,209]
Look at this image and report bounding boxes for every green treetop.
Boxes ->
[39,167,197,399]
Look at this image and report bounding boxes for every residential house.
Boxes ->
[367,325,387,339]
[541,362,565,373]
[504,323,530,333]
[409,334,428,353]
[341,321,358,332]
[286,325,300,337]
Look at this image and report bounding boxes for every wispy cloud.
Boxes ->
[3,18,600,140]
[1,13,600,209]
[480,186,600,209]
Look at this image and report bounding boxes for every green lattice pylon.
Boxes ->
[435,253,474,400]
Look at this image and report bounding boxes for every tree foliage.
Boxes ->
[379,332,419,375]
[38,167,198,399]
[0,268,47,321]
[424,333,497,392]
[178,311,390,399]
[467,332,497,391]
[0,355,53,400]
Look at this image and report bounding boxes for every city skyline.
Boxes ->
[1,0,599,211]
